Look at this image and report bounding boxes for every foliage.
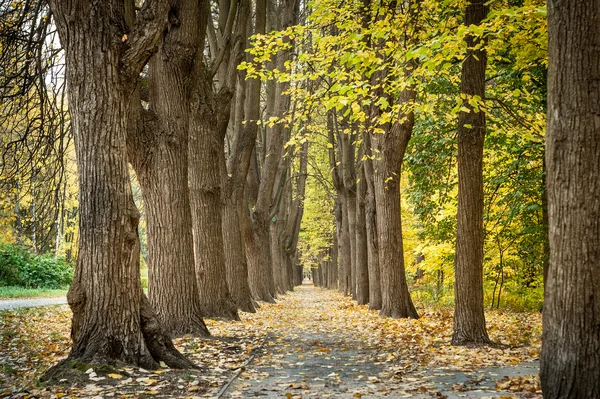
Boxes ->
[242,0,548,310]
[0,244,73,289]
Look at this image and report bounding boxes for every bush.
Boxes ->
[0,244,73,289]
[0,245,30,286]
[19,254,73,288]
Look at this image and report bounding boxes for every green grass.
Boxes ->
[0,286,68,299]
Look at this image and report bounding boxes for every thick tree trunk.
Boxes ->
[355,146,370,305]
[270,222,285,295]
[242,207,276,302]
[128,0,208,337]
[213,3,256,314]
[451,0,491,346]
[45,0,194,374]
[334,201,344,292]
[346,191,357,298]
[189,80,239,320]
[541,0,600,396]
[236,0,276,303]
[221,194,256,313]
[364,134,382,310]
[136,159,209,335]
[339,194,352,295]
[340,124,357,299]
[330,236,339,289]
[372,93,418,319]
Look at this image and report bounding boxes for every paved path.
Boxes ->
[222,285,541,398]
[0,296,66,310]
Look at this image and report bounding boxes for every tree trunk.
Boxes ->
[364,133,382,310]
[281,139,309,292]
[221,193,257,313]
[189,75,239,320]
[216,4,256,314]
[372,92,418,319]
[334,201,344,293]
[355,146,370,305]
[451,0,491,346]
[237,0,276,303]
[330,236,339,289]
[541,0,600,396]
[45,0,194,374]
[341,124,357,299]
[339,194,352,295]
[128,0,209,337]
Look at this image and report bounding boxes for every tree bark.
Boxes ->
[187,0,250,320]
[451,0,492,346]
[45,0,194,373]
[355,144,370,305]
[364,133,382,310]
[341,125,357,299]
[328,112,352,295]
[334,201,344,292]
[541,0,600,396]
[219,20,256,314]
[188,72,239,320]
[128,0,209,337]
[236,0,276,303]
[372,90,418,319]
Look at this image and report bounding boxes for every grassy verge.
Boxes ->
[0,286,68,299]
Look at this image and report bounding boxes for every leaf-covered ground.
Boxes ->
[0,284,541,398]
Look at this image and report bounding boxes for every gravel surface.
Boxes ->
[0,297,67,310]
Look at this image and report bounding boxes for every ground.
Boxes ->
[0,284,541,398]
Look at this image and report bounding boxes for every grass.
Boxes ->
[0,286,68,299]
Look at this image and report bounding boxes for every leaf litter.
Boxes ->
[0,285,541,398]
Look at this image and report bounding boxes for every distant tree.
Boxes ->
[541,0,600,396]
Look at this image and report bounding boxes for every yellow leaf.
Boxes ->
[107,373,123,379]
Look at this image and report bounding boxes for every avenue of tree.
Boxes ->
[0,0,597,397]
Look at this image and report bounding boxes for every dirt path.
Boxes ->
[222,285,541,398]
[0,297,66,310]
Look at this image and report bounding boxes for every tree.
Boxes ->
[128,0,209,336]
[370,3,419,319]
[187,0,246,320]
[44,0,193,374]
[451,0,492,345]
[238,0,276,303]
[540,0,600,396]
[363,133,382,310]
[355,142,370,305]
[372,91,419,319]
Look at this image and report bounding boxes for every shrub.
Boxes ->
[18,254,73,288]
[0,244,73,288]
[0,245,30,286]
